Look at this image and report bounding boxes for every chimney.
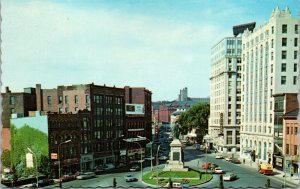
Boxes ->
[36,84,43,111]
[5,87,10,93]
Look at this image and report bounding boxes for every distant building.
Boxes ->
[178,87,188,101]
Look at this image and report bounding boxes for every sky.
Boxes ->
[1,0,299,101]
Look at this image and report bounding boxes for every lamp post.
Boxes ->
[138,136,153,171]
[58,139,71,188]
[27,148,38,187]
[123,139,143,181]
[156,145,160,188]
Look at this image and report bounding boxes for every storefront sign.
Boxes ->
[51,153,58,160]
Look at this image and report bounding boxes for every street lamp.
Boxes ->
[137,136,153,171]
[27,148,38,187]
[123,139,143,181]
[58,139,71,188]
[156,145,161,187]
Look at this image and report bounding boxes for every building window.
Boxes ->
[295,127,298,135]
[281,63,286,72]
[286,144,289,154]
[227,131,233,144]
[281,76,286,85]
[282,38,287,46]
[86,95,90,104]
[293,76,297,85]
[295,24,298,34]
[282,24,287,33]
[287,127,290,134]
[65,107,69,112]
[294,63,297,72]
[59,96,63,104]
[75,95,79,104]
[270,77,273,85]
[271,26,274,34]
[10,96,15,105]
[47,96,52,105]
[11,108,15,114]
[294,145,298,155]
[271,64,273,73]
[294,51,298,59]
[270,89,273,97]
[295,38,298,47]
[65,96,69,104]
[271,52,274,60]
[228,104,231,109]
[282,51,287,59]
[271,39,274,48]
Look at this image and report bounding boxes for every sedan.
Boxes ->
[214,167,224,174]
[124,174,138,182]
[130,166,140,171]
[76,172,96,180]
[231,158,241,164]
[225,157,233,162]
[223,173,237,181]
[215,155,223,159]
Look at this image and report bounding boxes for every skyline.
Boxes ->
[2,0,299,101]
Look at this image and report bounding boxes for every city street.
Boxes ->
[183,146,297,188]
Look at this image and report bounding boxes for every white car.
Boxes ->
[214,167,224,174]
[124,174,138,182]
[76,172,96,180]
[216,155,223,159]
[158,156,168,160]
[225,157,232,162]
[223,173,237,181]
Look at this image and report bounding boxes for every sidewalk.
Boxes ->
[238,157,299,188]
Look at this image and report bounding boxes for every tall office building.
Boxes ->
[209,36,242,153]
[240,7,299,165]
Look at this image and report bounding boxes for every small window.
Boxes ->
[75,95,79,104]
[294,145,298,155]
[287,127,290,134]
[271,52,274,60]
[270,77,273,85]
[282,24,287,33]
[86,95,90,104]
[65,95,69,104]
[282,38,287,46]
[293,76,297,85]
[59,96,63,104]
[11,108,15,114]
[271,26,274,34]
[47,96,52,105]
[10,96,15,105]
[295,38,298,47]
[294,51,298,59]
[281,76,286,85]
[282,51,287,59]
[271,39,274,48]
[295,127,298,135]
[294,63,297,72]
[281,63,286,72]
[271,64,273,73]
[295,24,298,34]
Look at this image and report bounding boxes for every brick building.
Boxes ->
[1,87,36,150]
[124,86,152,162]
[283,108,299,174]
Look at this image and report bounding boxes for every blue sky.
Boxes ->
[2,0,299,101]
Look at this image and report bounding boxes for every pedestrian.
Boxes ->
[243,159,245,164]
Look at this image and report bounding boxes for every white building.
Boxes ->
[240,7,299,164]
[209,36,242,153]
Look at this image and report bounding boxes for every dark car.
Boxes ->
[231,159,241,164]
[130,165,140,171]
[38,179,55,187]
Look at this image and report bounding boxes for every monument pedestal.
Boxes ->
[163,139,188,172]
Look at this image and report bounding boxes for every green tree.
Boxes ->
[39,155,51,176]
[265,178,270,188]
[219,174,224,189]
[1,149,11,168]
[176,103,210,143]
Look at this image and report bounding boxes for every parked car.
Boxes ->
[223,173,237,181]
[231,158,241,164]
[215,155,223,159]
[202,163,212,169]
[164,182,183,188]
[214,167,224,174]
[159,156,168,160]
[93,166,104,174]
[57,174,76,182]
[38,178,55,187]
[210,163,218,169]
[76,172,96,180]
[225,157,233,162]
[130,165,140,171]
[104,164,115,170]
[124,174,138,182]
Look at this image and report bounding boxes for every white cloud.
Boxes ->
[2,1,233,100]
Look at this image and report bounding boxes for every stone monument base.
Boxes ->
[163,160,188,172]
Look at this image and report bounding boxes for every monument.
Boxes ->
[163,139,188,171]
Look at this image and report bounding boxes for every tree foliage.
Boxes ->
[176,103,210,143]
[1,149,11,168]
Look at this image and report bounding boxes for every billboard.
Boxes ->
[125,104,144,115]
